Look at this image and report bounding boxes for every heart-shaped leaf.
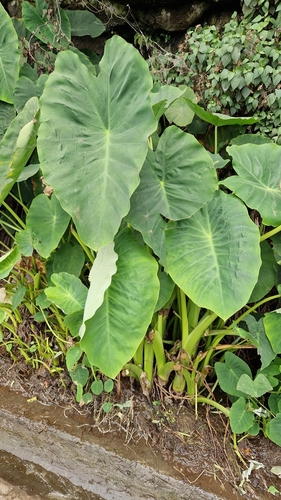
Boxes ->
[223,143,281,226]
[230,397,255,434]
[66,345,83,371]
[127,126,217,264]
[46,243,85,279]
[80,229,159,378]
[165,190,261,320]
[237,373,273,398]
[15,230,33,257]
[45,272,88,314]
[38,36,157,250]
[215,352,252,398]
[26,194,70,258]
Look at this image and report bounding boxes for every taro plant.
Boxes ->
[2,0,281,441]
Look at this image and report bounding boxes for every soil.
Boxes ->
[1,355,281,500]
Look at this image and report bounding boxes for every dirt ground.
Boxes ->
[0,354,281,500]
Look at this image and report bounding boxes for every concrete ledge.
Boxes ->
[0,386,234,500]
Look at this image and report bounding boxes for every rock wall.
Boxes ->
[85,0,241,33]
[4,0,241,49]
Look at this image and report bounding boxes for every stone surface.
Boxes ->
[0,478,40,500]
[5,0,241,36]
[136,2,209,32]
[0,387,237,500]
[87,0,240,32]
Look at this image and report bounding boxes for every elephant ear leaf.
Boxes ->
[37,36,157,251]
[0,3,20,103]
[165,190,261,320]
[224,143,281,227]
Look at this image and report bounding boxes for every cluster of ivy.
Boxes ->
[147,0,281,142]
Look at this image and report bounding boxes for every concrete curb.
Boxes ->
[0,387,238,500]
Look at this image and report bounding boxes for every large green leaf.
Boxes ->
[22,0,71,50]
[45,272,87,314]
[26,193,70,258]
[127,126,217,263]
[38,36,156,250]
[0,3,20,103]
[223,143,281,226]
[65,10,105,38]
[185,99,258,127]
[80,229,160,378]
[248,241,276,303]
[263,311,281,354]
[0,97,39,204]
[165,190,261,320]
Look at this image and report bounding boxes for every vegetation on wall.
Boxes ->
[1,0,281,448]
[146,0,281,142]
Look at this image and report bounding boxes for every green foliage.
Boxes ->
[2,0,281,449]
[241,0,280,18]
[147,2,281,142]
[165,190,260,320]
[37,38,156,250]
[0,3,20,103]
[215,327,281,446]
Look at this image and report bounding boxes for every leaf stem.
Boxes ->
[183,311,217,356]
[144,338,154,385]
[196,396,230,417]
[214,125,218,155]
[260,224,281,241]
[177,287,189,349]
[152,328,166,374]
[234,294,281,324]
[2,201,26,230]
[71,226,94,264]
